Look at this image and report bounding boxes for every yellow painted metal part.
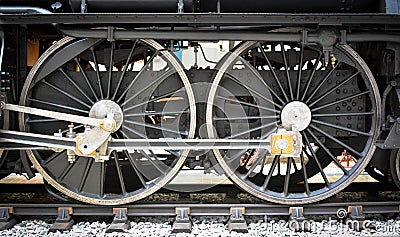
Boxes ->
[271,134,294,155]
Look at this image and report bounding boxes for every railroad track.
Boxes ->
[1,199,400,233]
[1,185,400,233]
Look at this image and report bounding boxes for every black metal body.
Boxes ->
[0,0,385,13]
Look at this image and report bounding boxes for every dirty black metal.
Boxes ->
[227,208,248,233]
[106,209,130,233]
[48,207,74,232]
[0,13,399,25]
[172,208,192,233]
[0,207,17,231]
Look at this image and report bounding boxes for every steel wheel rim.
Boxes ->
[206,41,380,204]
[19,37,196,205]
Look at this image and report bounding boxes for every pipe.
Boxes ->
[0,6,52,14]
[59,27,400,44]
[347,33,400,43]
[59,27,307,42]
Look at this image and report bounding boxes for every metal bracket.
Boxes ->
[228,207,247,233]
[340,30,347,45]
[347,205,365,231]
[289,207,309,232]
[315,29,339,66]
[107,27,115,42]
[348,206,365,221]
[106,208,130,233]
[49,207,74,232]
[376,118,400,149]
[80,0,87,13]
[0,207,17,230]
[178,0,184,13]
[301,30,308,45]
[172,207,192,233]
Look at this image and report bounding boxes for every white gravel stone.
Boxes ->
[1,216,400,237]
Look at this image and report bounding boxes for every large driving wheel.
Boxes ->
[19,37,196,205]
[206,41,380,204]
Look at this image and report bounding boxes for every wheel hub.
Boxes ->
[280,101,311,131]
[89,100,123,131]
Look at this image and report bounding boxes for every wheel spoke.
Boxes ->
[78,158,93,192]
[121,125,147,139]
[106,41,115,99]
[312,111,374,117]
[301,53,322,101]
[308,71,360,107]
[28,98,89,114]
[281,42,293,100]
[125,151,147,188]
[112,40,137,101]
[139,150,166,175]
[116,51,158,103]
[42,80,91,109]
[242,152,265,179]
[283,157,292,197]
[306,128,349,175]
[42,151,64,166]
[262,155,279,190]
[305,62,340,104]
[296,45,304,100]
[213,115,278,121]
[226,129,276,166]
[125,110,189,118]
[228,121,277,139]
[90,47,104,99]
[259,154,267,173]
[121,69,173,107]
[300,152,310,196]
[59,162,75,182]
[123,88,183,112]
[292,159,299,172]
[309,124,362,157]
[59,68,95,104]
[125,120,188,136]
[75,58,99,101]
[99,162,105,197]
[258,43,289,102]
[224,73,283,109]
[216,95,280,114]
[302,132,330,187]
[312,119,371,137]
[114,151,127,195]
[311,90,370,112]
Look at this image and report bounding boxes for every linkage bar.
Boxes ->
[1,103,101,128]
[0,129,271,151]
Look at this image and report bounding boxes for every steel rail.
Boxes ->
[1,201,400,216]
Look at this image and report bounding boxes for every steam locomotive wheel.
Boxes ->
[206,41,380,204]
[19,37,196,205]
